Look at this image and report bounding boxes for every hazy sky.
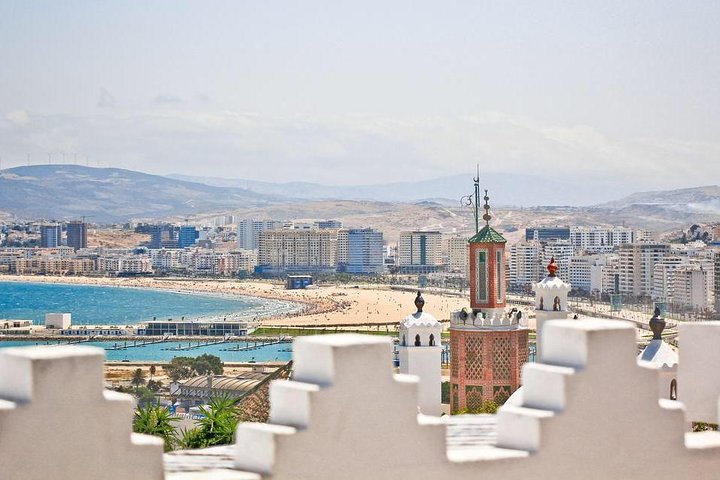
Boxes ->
[1,1,719,197]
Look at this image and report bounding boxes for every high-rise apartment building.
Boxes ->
[397,231,443,273]
[237,220,284,250]
[672,264,709,311]
[66,221,88,250]
[447,235,469,275]
[40,224,62,248]
[346,228,384,274]
[541,240,573,282]
[314,220,343,229]
[569,226,635,253]
[508,241,542,288]
[258,229,338,274]
[617,243,671,297]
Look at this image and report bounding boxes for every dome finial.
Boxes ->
[547,257,558,277]
[482,189,492,226]
[649,307,665,340]
[414,291,425,313]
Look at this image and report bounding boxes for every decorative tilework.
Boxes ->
[465,336,484,380]
[493,337,511,382]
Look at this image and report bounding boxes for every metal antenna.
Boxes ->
[460,164,482,235]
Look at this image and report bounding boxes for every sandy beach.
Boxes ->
[0,275,469,327]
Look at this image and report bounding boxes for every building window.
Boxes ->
[429,334,435,346]
[496,250,503,301]
[670,379,677,400]
[415,334,421,346]
[475,250,488,304]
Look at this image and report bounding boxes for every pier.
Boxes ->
[220,339,289,352]
[106,335,171,351]
[163,335,232,351]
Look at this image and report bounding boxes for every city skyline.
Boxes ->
[1,1,719,196]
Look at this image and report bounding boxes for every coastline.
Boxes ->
[0,274,470,327]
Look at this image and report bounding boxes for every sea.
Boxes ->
[0,281,299,362]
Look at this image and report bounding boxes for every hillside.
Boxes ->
[0,165,277,222]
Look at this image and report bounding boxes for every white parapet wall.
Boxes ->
[0,345,164,480]
[235,320,720,480]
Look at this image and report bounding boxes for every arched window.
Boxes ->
[429,334,435,346]
[553,296,561,311]
[415,334,421,346]
[401,334,406,347]
[670,379,677,400]
[539,297,544,310]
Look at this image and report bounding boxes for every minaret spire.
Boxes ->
[482,190,491,226]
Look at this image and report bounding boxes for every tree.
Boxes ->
[165,357,195,381]
[131,368,146,391]
[180,394,240,449]
[149,365,156,380]
[193,354,224,375]
[147,379,163,393]
[134,404,179,452]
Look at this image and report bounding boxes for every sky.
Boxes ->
[0,1,719,202]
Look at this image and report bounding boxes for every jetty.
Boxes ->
[105,335,170,351]
[163,335,232,351]
[220,339,289,352]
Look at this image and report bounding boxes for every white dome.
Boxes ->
[401,311,441,328]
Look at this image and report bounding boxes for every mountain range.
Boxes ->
[0,165,718,239]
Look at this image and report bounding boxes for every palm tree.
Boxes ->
[149,365,156,380]
[131,368,146,391]
[134,404,178,452]
[180,394,240,449]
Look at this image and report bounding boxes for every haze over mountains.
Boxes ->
[0,165,718,239]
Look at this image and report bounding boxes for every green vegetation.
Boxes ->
[131,368,146,390]
[453,400,500,415]
[179,394,240,449]
[134,404,178,452]
[165,354,224,381]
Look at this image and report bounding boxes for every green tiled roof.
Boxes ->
[469,225,506,244]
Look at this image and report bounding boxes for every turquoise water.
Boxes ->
[0,281,298,325]
[0,339,292,363]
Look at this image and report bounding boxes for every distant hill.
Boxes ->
[167,172,625,207]
[601,185,720,215]
[0,165,277,222]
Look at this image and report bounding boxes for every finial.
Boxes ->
[414,291,425,313]
[547,257,558,277]
[649,307,665,340]
[482,189,492,225]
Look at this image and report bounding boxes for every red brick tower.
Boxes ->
[449,179,528,413]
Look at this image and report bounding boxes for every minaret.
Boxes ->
[449,175,529,413]
[398,292,442,416]
[532,257,572,361]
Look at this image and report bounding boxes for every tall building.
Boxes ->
[671,265,709,311]
[149,224,179,249]
[336,229,349,266]
[346,228,384,274]
[508,241,542,288]
[257,229,338,275]
[617,243,670,297]
[450,187,528,412]
[569,226,634,253]
[178,226,199,249]
[715,253,720,314]
[40,224,62,248]
[66,221,88,250]
[541,240,573,282]
[525,227,570,242]
[447,235,469,276]
[397,231,443,273]
[237,220,284,250]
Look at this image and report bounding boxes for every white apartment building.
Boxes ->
[236,220,285,250]
[508,241,542,288]
[569,226,635,253]
[652,256,685,302]
[617,243,671,297]
[218,251,257,276]
[447,235,469,275]
[672,264,710,311]
[542,240,573,282]
[337,229,349,265]
[397,231,443,273]
[150,249,181,270]
[258,229,338,274]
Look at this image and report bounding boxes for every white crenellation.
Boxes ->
[235,320,720,480]
[0,345,164,480]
